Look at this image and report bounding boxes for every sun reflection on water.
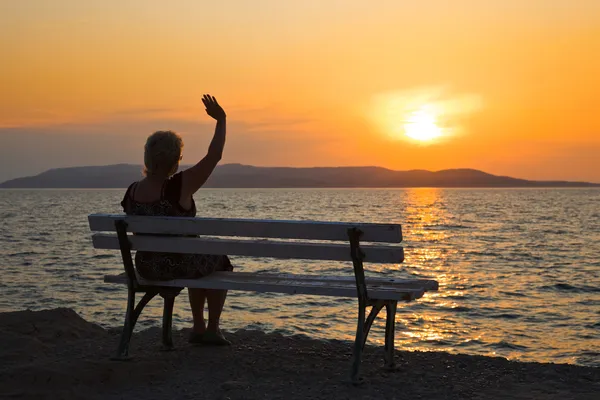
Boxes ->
[385,188,475,354]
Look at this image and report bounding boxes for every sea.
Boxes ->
[1,188,599,368]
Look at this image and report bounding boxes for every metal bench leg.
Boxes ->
[384,300,398,370]
[351,300,367,385]
[361,300,385,349]
[111,290,156,360]
[160,293,176,351]
[351,300,388,384]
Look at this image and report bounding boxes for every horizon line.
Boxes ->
[30,162,600,185]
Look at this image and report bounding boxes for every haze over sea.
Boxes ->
[1,188,598,368]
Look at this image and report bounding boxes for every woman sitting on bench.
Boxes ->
[120,94,232,346]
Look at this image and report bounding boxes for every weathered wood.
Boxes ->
[88,213,402,243]
[92,233,405,263]
[214,271,439,291]
[103,272,425,301]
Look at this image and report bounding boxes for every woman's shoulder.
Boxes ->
[120,181,138,212]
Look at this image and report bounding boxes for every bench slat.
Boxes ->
[228,271,439,291]
[88,214,402,243]
[92,233,404,263]
[103,272,425,301]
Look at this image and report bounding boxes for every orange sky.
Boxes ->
[1,0,599,182]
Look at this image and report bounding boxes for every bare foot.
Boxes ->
[192,320,206,334]
[202,329,231,346]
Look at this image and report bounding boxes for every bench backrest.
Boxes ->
[88,213,404,264]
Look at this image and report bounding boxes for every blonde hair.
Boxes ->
[143,130,183,177]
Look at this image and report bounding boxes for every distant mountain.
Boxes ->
[1,163,598,188]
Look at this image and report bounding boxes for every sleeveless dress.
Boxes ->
[121,171,233,281]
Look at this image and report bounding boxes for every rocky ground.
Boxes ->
[1,308,598,400]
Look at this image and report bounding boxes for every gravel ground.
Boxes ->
[1,308,598,400]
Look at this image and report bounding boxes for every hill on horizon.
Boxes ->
[1,164,598,188]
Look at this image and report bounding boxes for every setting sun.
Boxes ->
[404,106,443,142]
[371,89,473,145]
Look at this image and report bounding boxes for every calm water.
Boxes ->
[1,188,599,367]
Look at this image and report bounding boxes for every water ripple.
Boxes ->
[1,187,599,368]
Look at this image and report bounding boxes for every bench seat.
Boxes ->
[104,271,439,301]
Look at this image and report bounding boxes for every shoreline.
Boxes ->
[1,308,598,400]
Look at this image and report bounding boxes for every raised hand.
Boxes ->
[202,94,226,121]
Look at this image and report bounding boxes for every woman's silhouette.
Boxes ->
[121,94,232,345]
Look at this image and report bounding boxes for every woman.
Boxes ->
[121,94,232,345]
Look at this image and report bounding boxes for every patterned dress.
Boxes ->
[121,171,233,280]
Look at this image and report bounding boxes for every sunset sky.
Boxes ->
[1,0,599,182]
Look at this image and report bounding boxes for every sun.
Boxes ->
[370,89,478,145]
[403,106,443,142]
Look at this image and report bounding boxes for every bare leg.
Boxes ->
[192,256,232,345]
[188,288,206,333]
[206,289,228,331]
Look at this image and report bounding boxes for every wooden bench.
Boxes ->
[88,213,438,383]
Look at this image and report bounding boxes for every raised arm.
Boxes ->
[181,94,227,197]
